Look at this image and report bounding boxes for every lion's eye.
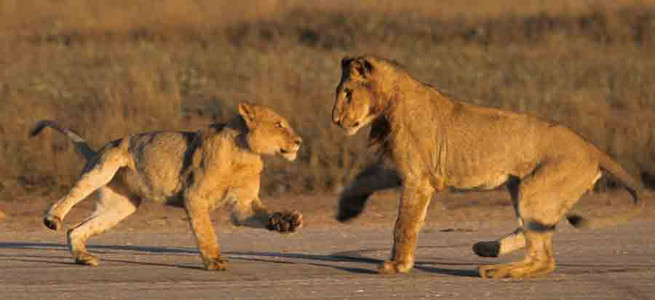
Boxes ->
[275,122,285,128]
[345,90,352,103]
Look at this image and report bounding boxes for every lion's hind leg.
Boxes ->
[478,230,556,279]
[474,177,526,258]
[478,158,598,279]
[473,227,525,258]
[44,145,130,231]
[67,186,140,266]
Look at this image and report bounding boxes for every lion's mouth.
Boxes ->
[343,115,378,136]
[279,148,298,161]
[346,121,364,136]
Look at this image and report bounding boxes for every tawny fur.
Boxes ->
[332,56,644,278]
[33,103,303,271]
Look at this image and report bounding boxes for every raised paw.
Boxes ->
[472,241,500,258]
[43,215,62,231]
[204,258,228,271]
[73,252,99,267]
[267,210,303,233]
[378,260,413,275]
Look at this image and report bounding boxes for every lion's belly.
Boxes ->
[443,152,510,190]
[448,172,509,191]
[443,140,538,190]
[116,168,184,204]
[117,132,192,204]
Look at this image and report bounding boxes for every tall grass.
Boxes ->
[1,0,654,201]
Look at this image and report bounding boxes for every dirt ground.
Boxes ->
[1,190,654,299]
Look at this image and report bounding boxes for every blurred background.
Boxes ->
[2,0,655,203]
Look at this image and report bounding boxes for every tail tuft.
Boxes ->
[30,120,58,138]
[566,194,645,230]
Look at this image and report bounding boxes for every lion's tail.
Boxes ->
[30,120,96,161]
[565,148,645,229]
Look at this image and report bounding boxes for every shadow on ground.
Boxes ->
[0,241,482,276]
[1,242,651,277]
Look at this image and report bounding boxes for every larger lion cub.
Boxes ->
[332,56,643,279]
[32,103,303,271]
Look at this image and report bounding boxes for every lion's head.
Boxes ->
[331,56,388,136]
[238,103,302,161]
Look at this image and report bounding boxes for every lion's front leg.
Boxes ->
[228,179,303,233]
[184,192,226,271]
[379,179,434,274]
[230,197,303,233]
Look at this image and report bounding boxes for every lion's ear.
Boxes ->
[341,57,353,69]
[354,57,374,78]
[238,103,257,128]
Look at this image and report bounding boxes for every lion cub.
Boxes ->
[32,103,303,271]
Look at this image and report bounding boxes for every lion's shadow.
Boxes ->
[0,242,480,277]
[2,242,649,277]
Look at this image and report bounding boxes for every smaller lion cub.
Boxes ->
[32,103,303,271]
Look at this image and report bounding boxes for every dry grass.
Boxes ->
[1,0,655,201]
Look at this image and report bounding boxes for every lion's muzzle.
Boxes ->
[332,109,342,126]
[280,138,302,161]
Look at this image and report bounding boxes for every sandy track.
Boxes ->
[1,218,654,300]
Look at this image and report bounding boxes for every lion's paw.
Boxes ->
[204,258,228,271]
[267,210,303,233]
[43,215,62,231]
[478,260,555,279]
[378,260,413,275]
[73,252,99,267]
